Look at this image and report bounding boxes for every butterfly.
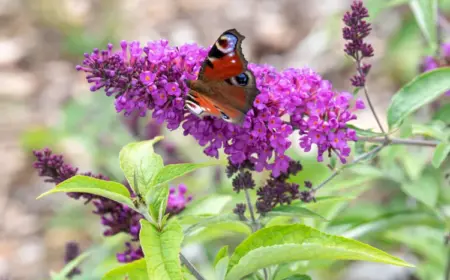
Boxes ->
[185,29,260,125]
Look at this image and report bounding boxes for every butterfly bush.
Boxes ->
[77,40,364,177]
[343,0,374,87]
[32,148,192,263]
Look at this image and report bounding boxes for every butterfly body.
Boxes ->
[185,29,259,125]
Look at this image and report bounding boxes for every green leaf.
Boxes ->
[288,157,331,187]
[302,196,354,212]
[412,122,448,141]
[37,175,134,209]
[365,0,411,19]
[183,271,198,280]
[151,162,224,187]
[181,195,232,216]
[102,259,147,280]
[432,142,450,168]
[384,227,445,267]
[215,256,230,280]
[185,214,251,236]
[178,214,216,226]
[387,68,450,130]
[272,262,310,280]
[269,204,327,220]
[354,139,367,157]
[284,276,312,280]
[119,137,164,197]
[409,0,438,52]
[347,124,386,137]
[214,246,229,267]
[400,147,429,181]
[140,219,184,280]
[341,211,442,239]
[264,216,293,228]
[225,224,413,280]
[184,226,249,244]
[400,166,440,208]
[52,251,90,280]
[267,197,352,226]
[147,183,170,225]
[433,103,450,123]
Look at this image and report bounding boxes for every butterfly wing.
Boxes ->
[207,70,259,123]
[199,29,247,81]
[185,90,221,118]
[186,29,259,124]
[186,87,245,122]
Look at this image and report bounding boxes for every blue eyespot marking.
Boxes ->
[220,111,231,121]
[227,72,249,87]
[217,34,238,53]
[235,73,248,86]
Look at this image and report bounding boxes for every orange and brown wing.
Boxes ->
[198,29,247,81]
[186,29,260,125]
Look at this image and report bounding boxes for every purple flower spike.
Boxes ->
[33,148,192,263]
[77,37,363,176]
[343,0,374,87]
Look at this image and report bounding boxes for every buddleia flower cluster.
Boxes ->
[32,148,192,263]
[77,39,364,177]
[343,0,374,87]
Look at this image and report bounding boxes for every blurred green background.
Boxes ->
[2,0,450,279]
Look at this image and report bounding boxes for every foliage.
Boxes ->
[28,0,450,279]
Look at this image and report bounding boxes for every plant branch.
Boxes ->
[313,143,387,192]
[355,59,388,140]
[243,188,268,280]
[358,136,439,147]
[180,253,206,280]
[244,188,257,229]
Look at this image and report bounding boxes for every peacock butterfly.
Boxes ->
[185,29,260,125]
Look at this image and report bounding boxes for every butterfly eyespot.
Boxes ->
[216,34,238,53]
[220,111,232,122]
[230,73,249,86]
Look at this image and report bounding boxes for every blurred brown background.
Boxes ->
[0,0,439,279]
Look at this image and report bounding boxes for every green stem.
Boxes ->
[243,188,268,280]
[358,136,439,147]
[355,54,388,140]
[244,188,257,230]
[180,253,206,280]
[313,143,387,192]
